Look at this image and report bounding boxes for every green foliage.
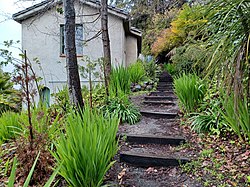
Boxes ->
[190,109,221,134]
[0,71,21,113]
[170,43,207,75]
[51,86,70,113]
[109,65,131,97]
[174,73,206,113]
[0,111,23,143]
[102,96,141,125]
[52,107,119,187]
[163,63,177,76]
[82,84,106,107]
[128,61,146,84]
[220,95,250,141]
[143,60,161,81]
[20,106,62,141]
[152,4,207,55]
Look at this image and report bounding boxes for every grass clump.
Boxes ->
[174,73,206,113]
[0,112,23,143]
[128,61,146,84]
[52,106,119,187]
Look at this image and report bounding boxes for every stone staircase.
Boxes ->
[119,71,190,168]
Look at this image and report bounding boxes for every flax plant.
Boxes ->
[52,106,119,187]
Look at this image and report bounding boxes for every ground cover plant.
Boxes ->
[52,106,119,187]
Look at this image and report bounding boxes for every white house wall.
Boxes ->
[126,35,138,66]
[21,1,128,102]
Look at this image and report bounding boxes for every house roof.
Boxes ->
[13,0,141,38]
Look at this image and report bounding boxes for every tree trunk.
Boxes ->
[101,0,111,96]
[64,0,84,109]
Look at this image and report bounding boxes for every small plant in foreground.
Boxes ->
[52,106,119,187]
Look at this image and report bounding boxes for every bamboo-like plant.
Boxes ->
[52,106,119,187]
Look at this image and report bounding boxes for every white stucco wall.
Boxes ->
[21,1,133,104]
[125,35,138,66]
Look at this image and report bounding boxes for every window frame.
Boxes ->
[60,24,84,57]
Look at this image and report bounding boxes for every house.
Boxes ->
[13,0,141,104]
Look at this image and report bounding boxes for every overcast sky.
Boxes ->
[0,0,42,72]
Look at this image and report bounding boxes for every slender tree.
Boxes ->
[101,0,111,96]
[64,0,84,109]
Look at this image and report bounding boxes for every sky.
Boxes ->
[0,0,41,72]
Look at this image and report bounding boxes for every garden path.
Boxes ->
[106,71,203,187]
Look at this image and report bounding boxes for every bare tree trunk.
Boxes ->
[64,0,84,109]
[101,0,111,96]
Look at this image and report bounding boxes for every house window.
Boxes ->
[60,24,83,56]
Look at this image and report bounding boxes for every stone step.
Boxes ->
[144,96,176,101]
[157,82,173,86]
[157,88,174,92]
[140,111,178,119]
[143,100,175,105]
[156,85,173,90]
[124,134,186,145]
[149,91,175,96]
[158,79,173,83]
[120,151,190,167]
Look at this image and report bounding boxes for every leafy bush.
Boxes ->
[128,61,146,84]
[109,66,131,97]
[0,111,23,143]
[170,44,207,75]
[174,73,206,113]
[102,96,141,125]
[52,107,119,187]
[151,4,207,56]
[220,95,250,141]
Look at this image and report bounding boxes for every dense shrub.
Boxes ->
[174,73,206,113]
[52,107,119,187]
[151,4,207,56]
